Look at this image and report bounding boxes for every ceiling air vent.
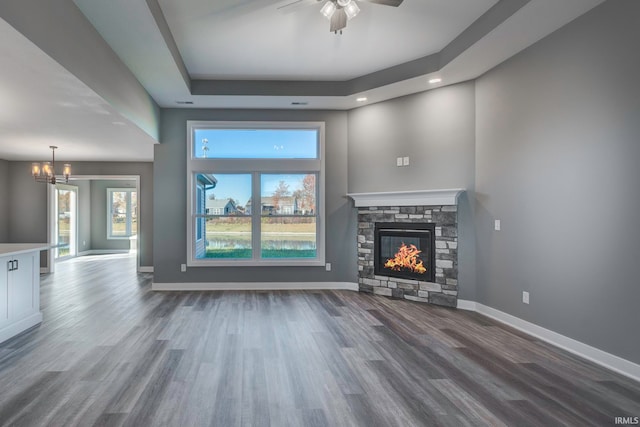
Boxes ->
[291,102,308,106]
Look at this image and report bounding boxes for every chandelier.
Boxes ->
[320,0,360,34]
[31,146,71,185]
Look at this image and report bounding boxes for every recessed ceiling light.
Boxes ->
[176,101,194,105]
[429,78,442,84]
[356,97,368,102]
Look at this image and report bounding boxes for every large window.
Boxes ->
[108,188,137,239]
[187,122,325,266]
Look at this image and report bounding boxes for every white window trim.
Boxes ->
[107,188,137,239]
[186,121,326,267]
[196,185,204,242]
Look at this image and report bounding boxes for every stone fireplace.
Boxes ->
[348,190,463,308]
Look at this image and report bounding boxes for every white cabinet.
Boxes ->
[0,257,8,325]
[8,253,37,320]
[0,250,42,343]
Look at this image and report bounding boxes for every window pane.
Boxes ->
[196,173,251,216]
[261,174,316,216]
[111,191,128,237]
[261,217,316,258]
[194,129,318,159]
[131,191,137,236]
[196,187,203,240]
[57,189,71,257]
[200,217,252,259]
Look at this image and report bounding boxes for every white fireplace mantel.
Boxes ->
[347,189,465,207]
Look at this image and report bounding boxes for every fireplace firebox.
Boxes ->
[374,222,436,282]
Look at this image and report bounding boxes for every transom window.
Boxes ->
[187,121,325,267]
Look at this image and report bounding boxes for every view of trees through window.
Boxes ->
[57,188,72,258]
[260,174,316,259]
[109,189,137,238]
[196,173,317,259]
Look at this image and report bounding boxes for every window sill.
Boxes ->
[187,258,325,268]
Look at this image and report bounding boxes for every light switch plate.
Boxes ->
[403,156,410,166]
[180,264,187,272]
[494,220,501,231]
[325,263,331,271]
[523,291,530,304]
[396,157,403,167]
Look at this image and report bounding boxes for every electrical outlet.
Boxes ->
[396,157,403,167]
[494,219,501,231]
[522,291,530,304]
[180,264,187,272]
[403,156,410,166]
[325,263,332,271]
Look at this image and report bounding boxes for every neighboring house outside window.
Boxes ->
[195,175,217,258]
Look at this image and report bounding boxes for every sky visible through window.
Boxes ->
[194,129,318,159]
[204,174,251,206]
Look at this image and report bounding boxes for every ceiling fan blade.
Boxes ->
[360,0,404,6]
[330,8,347,32]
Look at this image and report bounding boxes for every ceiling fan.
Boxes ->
[279,0,404,34]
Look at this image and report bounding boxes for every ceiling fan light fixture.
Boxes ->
[337,0,351,7]
[320,1,336,19]
[344,1,360,20]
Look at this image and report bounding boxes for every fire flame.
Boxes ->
[384,243,427,274]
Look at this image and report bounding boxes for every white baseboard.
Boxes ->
[138,266,154,273]
[80,249,130,255]
[152,281,359,292]
[455,299,477,311]
[457,299,640,383]
[0,312,43,345]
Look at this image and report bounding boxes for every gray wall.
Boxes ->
[6,162,48,266]
[475,0,640,364]
[69,162,153,267]
[90,179,136,252]
[154,108,355,284]
[0,159,8,242]
[347,82,477,300]
[75,180,91,253]
[6,161,153,268]
[7,162,48,245]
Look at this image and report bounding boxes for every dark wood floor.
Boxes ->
[0,254,638,426]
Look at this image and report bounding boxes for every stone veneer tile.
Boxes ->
[357,204,458,308]
[373,287,392,297]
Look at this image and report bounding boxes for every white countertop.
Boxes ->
[0,243,50,257]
